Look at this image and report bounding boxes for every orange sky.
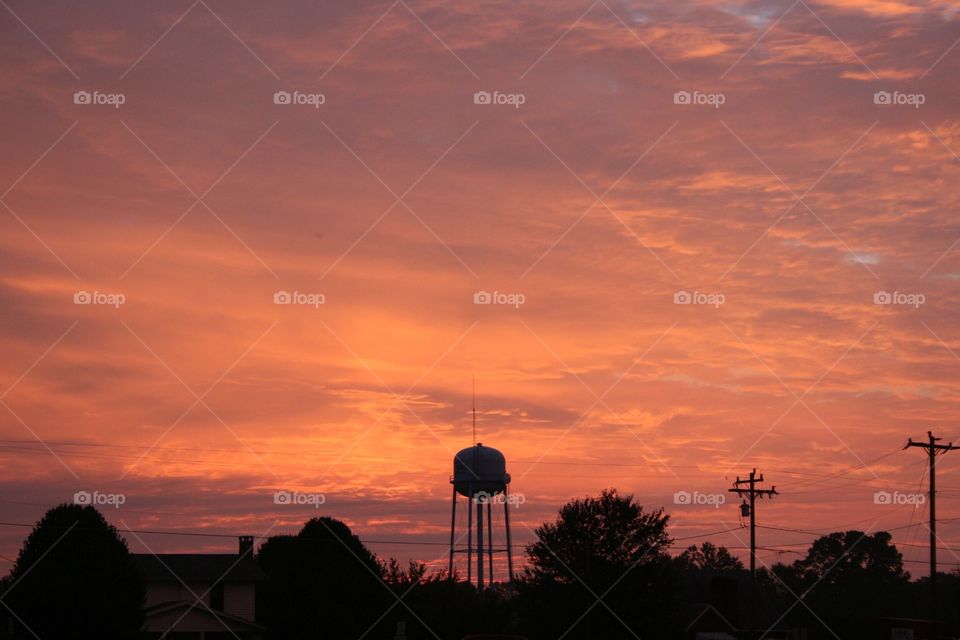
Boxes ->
[2,0,960,577]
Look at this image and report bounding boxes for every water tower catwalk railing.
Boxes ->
[449,443,514,590]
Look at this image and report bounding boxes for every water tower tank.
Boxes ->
[451,443,510,498]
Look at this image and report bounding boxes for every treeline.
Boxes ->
[1,489,958,639]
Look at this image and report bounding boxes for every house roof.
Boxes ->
[686,604,737,633]
[681,569,791,631]
[132,553,266,583]
[143,600,265,631]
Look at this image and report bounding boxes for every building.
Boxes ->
[681,569,795,640]
[132,535,265,640]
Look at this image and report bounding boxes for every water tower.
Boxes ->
[448,442,515,589]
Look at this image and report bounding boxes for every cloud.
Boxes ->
[1,0,959,572]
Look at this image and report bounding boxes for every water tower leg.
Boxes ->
[467,487,473,584]
[504,489,515,582]
[487,500,494,584]
[449,486,457,577]
[476,498,484,591]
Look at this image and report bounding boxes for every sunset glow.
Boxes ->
[2,0,960,580]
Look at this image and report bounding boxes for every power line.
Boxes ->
[729,469,777,640]
[756,518,960,538]
[906,430,958,625]
[0,521,737,549]
[780,448,906,491]
[900,465,929,572]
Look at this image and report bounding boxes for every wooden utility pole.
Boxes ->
[906,431,957,629]
[730,469,777,639]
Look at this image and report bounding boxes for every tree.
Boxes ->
[256,516,389,640]
[519,488,679,639]
[1,504,144,640]
[382,558,430,587]
[677,542,744,571]
[526,488,672,583]
[767,530,909,639]
[909,570,960,637]
[381,560,510,640]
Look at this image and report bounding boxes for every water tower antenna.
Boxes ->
[472,377,477,445]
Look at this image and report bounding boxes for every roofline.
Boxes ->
[139,576,263,582]
[685,604,737,633]
[144,600,265,630]
[131,553,266,581]
[132,553,244,558]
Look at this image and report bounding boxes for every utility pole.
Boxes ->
[906,431,957,629]
[730,469,777,640]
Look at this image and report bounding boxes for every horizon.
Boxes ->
[2,0,960,581]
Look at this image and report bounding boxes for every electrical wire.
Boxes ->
[0,521,743,549]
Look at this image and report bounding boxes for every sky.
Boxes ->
[1,0,960,578]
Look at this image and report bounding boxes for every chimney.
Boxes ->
[239,535,254,555]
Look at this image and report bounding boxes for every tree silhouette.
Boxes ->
[766,530,909,639]
[380,561,513,640]
[1,504,144,640]
[256,516,389,639]
[909,570,960,636]
[677,542,744,571]
[526,488,672,583]
[382,557,430,587]
[519,488,679,639]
